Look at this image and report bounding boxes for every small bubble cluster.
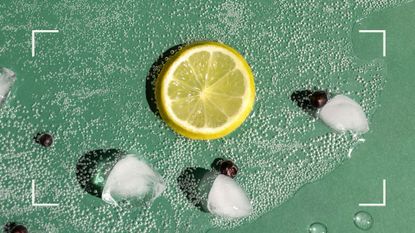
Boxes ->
[0,0,406,232]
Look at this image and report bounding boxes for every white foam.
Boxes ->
[0,67,16,105]
[207,174,252,219]
[102,155,165,206]
[318,95,369,133]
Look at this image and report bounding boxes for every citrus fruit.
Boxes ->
[156,41,255,140]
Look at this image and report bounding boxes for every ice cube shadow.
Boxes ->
[291,89,317,116]
[210,157,225,171]
[146,43,186,117]
[3,222,27,233]
[76,149,125,198]
[177,167,210,212]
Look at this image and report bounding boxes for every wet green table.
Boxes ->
[0,0,414,232]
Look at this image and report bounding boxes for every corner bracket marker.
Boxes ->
[31,29,59,57]
[31,180,59,207]
[358,30,386,57]
[358,179,387,207]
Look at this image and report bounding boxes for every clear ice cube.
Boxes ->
[101,154,165,206]
[318,95,369,134]
[0,67,16,106]
[207,174,252,218]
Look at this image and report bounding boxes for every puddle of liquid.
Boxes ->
[0,0,408,232]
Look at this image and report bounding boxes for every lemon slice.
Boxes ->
[156,41,255,140]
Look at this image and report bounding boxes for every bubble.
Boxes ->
[353,211,373,231]
[309,222,327,233]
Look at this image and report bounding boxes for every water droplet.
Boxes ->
[309,222,327,233]
[353,211,373,230]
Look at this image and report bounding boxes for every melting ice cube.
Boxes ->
[318,95,369,133]
[207,174,252,218]
[102,155,165,206]
[0,67,16,106]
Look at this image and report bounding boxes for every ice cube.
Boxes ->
[0,67,16,106]
[318,95,369,133]
[102,155,165,206]
[207,174,252,218]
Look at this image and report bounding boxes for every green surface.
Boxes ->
[0,0,414,232]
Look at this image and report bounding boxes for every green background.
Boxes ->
[0,0,414,232]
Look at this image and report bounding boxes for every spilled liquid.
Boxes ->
[0,0,411,232]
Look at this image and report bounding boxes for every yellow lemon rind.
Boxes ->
[155,41,255,140]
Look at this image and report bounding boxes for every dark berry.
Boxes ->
[10,225,28,233]
[36,133,53,147]
[309,91,328,108]
[219,160,238,178]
